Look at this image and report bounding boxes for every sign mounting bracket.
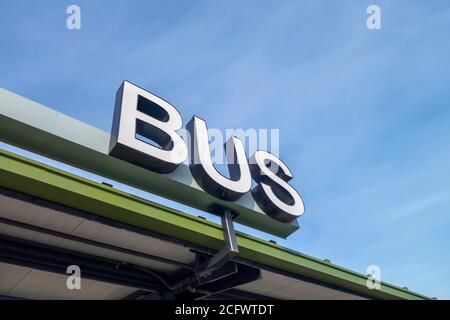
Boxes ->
[206,209,239,270]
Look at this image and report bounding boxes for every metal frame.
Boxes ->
[166,212,260,297]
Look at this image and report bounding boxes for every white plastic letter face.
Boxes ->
[186,116,252,202]
[250,151,304,223]
[110,81,187,173]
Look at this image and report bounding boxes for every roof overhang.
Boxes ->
[0,147,428,300]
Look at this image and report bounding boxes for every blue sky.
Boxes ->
[1,0,450,299]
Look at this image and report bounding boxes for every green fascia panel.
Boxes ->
[0,148,429,300]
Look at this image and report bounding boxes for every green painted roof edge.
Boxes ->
[0,148,430,300]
